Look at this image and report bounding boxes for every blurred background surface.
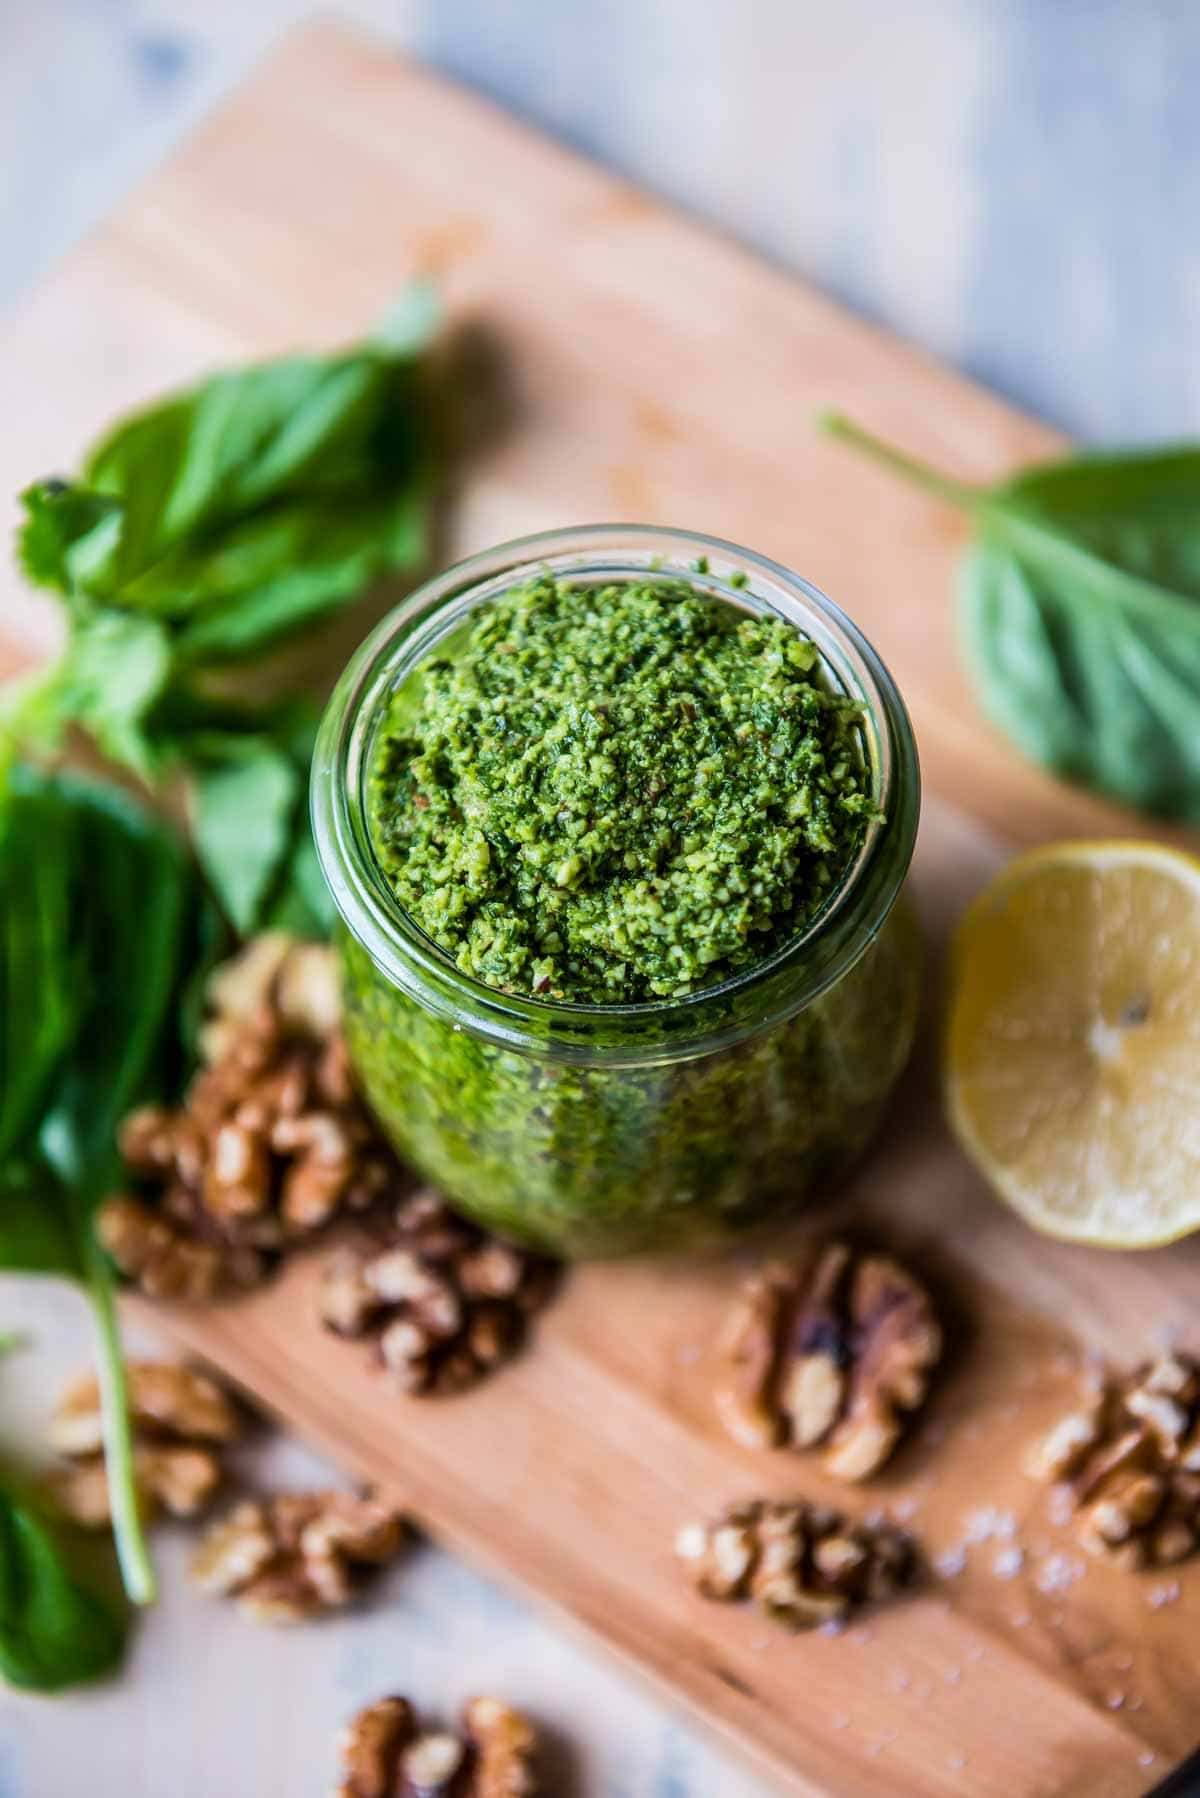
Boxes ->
[2,4,1197,1795]
[4,0,1200,441]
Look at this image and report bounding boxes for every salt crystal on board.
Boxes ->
[992,1546,1024,1580]
[1036,1552,1085,1595]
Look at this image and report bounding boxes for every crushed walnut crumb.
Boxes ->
[334,1692,538,1796]
[676,1497,917,1632]
[46,1361,239,1528]
[714,1242,942,1480]
[98,937,407,1301]
[190,1489,406,1624]
[1025,1352,1200,1571]
[318,1189,559,1396]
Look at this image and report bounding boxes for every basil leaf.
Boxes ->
[17,297,439,663]
[192,739,299,936]
[0,1158,81,1277]
[0,1493,125,1691]
[821,415,1200,822]
[18,611,171,781]
[168,695,331,938]
[16,481,122,598]
[0,767,212,1605]
[0,783,78,1165]
[10,295,441,941]
[169,483,429,662]
[261,827,337,938]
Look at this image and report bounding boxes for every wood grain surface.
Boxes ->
[1,23,1197,1797]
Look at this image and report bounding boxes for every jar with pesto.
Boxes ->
[312,527,920,1258]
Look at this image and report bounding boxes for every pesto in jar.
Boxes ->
[366,575,876,1003]
[329,558,921,1258]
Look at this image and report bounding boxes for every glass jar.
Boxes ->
[312,526,921,1258]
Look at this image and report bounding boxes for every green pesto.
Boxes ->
[336,569,919,1257]
[340,897,921,1256]
[365,575,876,1003]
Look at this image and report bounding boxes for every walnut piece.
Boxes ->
[1026,1353,1200,1571]
[46,1361,239,1528]
[335,1694,538,1797]
[99,937,408,1301]
[715,1243,942,1480]
[190,1489,406,1624]
[676,1498,916,1631]
[318,1189,559,1396]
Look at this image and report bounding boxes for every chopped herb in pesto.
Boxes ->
[367,575,875,1002]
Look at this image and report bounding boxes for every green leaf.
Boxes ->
[0,779,78,1164]
[820,414,1200,823]
[11,297,441,953]
[18,315,437,655]
[0,1493,126,1691]
[0,1331,29,1361]
[159,696,334,939]
[192,739,299,935]
[0,767,210,1605]
[260,824,337,938]
[167,481,429,663]
[16,482,122,598]
[12,303,440,849]
[15,611,171,780]
[25,772,194,1185]
[0,1159,80,1277]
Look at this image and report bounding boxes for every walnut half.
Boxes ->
[190,1489,407,1624]
[318,1189,560,1396]
[98,936,406,1302]
[335,1693,538,1797]
[1026,1353,1200,1571]
[46,1361,239,1527]
[715,1243,942,1480]
[676,1498,916,1632]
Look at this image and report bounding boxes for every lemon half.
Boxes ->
[946,840,1200,1248]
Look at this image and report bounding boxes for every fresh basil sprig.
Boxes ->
[0,766,212,1607]
[0,1492,126,1691]
[820,413,1200,822]
[0,297,440,1626]
[12,287,440,931]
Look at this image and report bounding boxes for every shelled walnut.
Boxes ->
[335,1693,538,1798]
[190,1489,406,1624]
[715,1242,942,1480]
[676,1497,916,1631]
[318,1189,560,1395]
[1026,1352,1200,1570]
[97,936,408,1301]
[47,1361,239,1527]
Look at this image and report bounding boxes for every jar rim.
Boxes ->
[311,524,921,1064]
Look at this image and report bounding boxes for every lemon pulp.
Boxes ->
[946,842,1200,1247]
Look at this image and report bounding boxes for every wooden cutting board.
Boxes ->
[3,23,1198,1796]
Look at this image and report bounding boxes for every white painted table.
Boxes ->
[2,4,1198,1795]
